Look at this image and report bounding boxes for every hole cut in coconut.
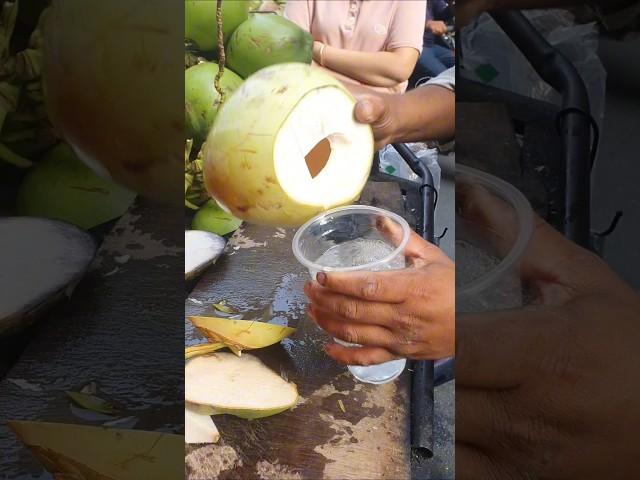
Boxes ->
[305,138,331,179]
[275,87,373,208]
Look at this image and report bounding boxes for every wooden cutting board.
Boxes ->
[185,183,413,480]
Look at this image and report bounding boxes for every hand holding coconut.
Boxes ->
[304,226,455,366]
[347,75,456,150]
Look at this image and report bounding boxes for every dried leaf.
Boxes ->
[212,300,237,314]
[185,342,225,360]
[66,391,117,415]
[80,382,98,395]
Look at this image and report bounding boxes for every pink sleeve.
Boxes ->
[284,0,313,32]
[386,0,426,53]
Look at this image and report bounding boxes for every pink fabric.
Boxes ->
[285,0,426,93]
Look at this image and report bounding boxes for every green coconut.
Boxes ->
[203,63,374,227]
[226,13,313,78]
[192,199,242,236]
[185,61,244,145]
[16,143,136,230]
[42,0,184,204]
[185,0,250,53]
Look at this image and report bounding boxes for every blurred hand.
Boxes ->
[304,220,454,365]
[427,20,448,36]
[457,184,640,479]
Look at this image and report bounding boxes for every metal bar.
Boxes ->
[489,10,592,248]
[391,143,435,458]
[392,143,435,241]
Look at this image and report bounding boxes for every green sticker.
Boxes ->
[475,64,499,84]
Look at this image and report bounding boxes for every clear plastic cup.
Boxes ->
[456,165,534,313]
[292,205,411,384]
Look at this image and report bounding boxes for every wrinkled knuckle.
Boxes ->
[337,301,359,321]
[360,275,381,299]
[340,325,359,345]
[410,284,430,300]
[398,342,421,358]
[395,313,415,331]
[488,392,518,442]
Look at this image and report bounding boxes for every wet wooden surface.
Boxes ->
[0,200,184,478]
[185,182,414,480]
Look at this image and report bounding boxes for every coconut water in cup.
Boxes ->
[456,165,534,313]
[314,238,407,384]
[292,205,412,385]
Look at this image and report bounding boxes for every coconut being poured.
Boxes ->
[203,62,375,227]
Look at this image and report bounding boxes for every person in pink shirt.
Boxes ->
[285,0,427,94]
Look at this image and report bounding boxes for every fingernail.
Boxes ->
[358,100,373,121]
[316,272,327,286]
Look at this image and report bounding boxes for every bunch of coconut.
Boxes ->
[0,2,136,230]
[33,1,374,230]
[184,0,327,233]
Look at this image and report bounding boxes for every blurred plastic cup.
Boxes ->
[456,165,534,313]
[292,205,411,384]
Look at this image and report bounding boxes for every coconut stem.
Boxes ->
[213,0,226,108]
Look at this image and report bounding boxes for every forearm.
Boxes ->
[318,46,414,88]
[389,85,455,143]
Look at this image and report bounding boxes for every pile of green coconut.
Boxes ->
[184,0,312,236]
[0,1,136,231]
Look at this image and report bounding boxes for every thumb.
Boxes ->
[353,94,388,125]
[456,181,611,302]
[376,216,448,267]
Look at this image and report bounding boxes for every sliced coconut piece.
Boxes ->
[185,404,220,444]
[188,316,295,356]
[0,217,96,336]
[185,230,225,281]
[7,421,183,479]
[185,353,298,419]
[204,63,374,227]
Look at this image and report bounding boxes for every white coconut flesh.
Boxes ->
[8,421,183,480]
[185,353,298,416]
[185,230,226,280]
[274,87,373,208]
[185,405,220,444]
[0,217,95,335]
